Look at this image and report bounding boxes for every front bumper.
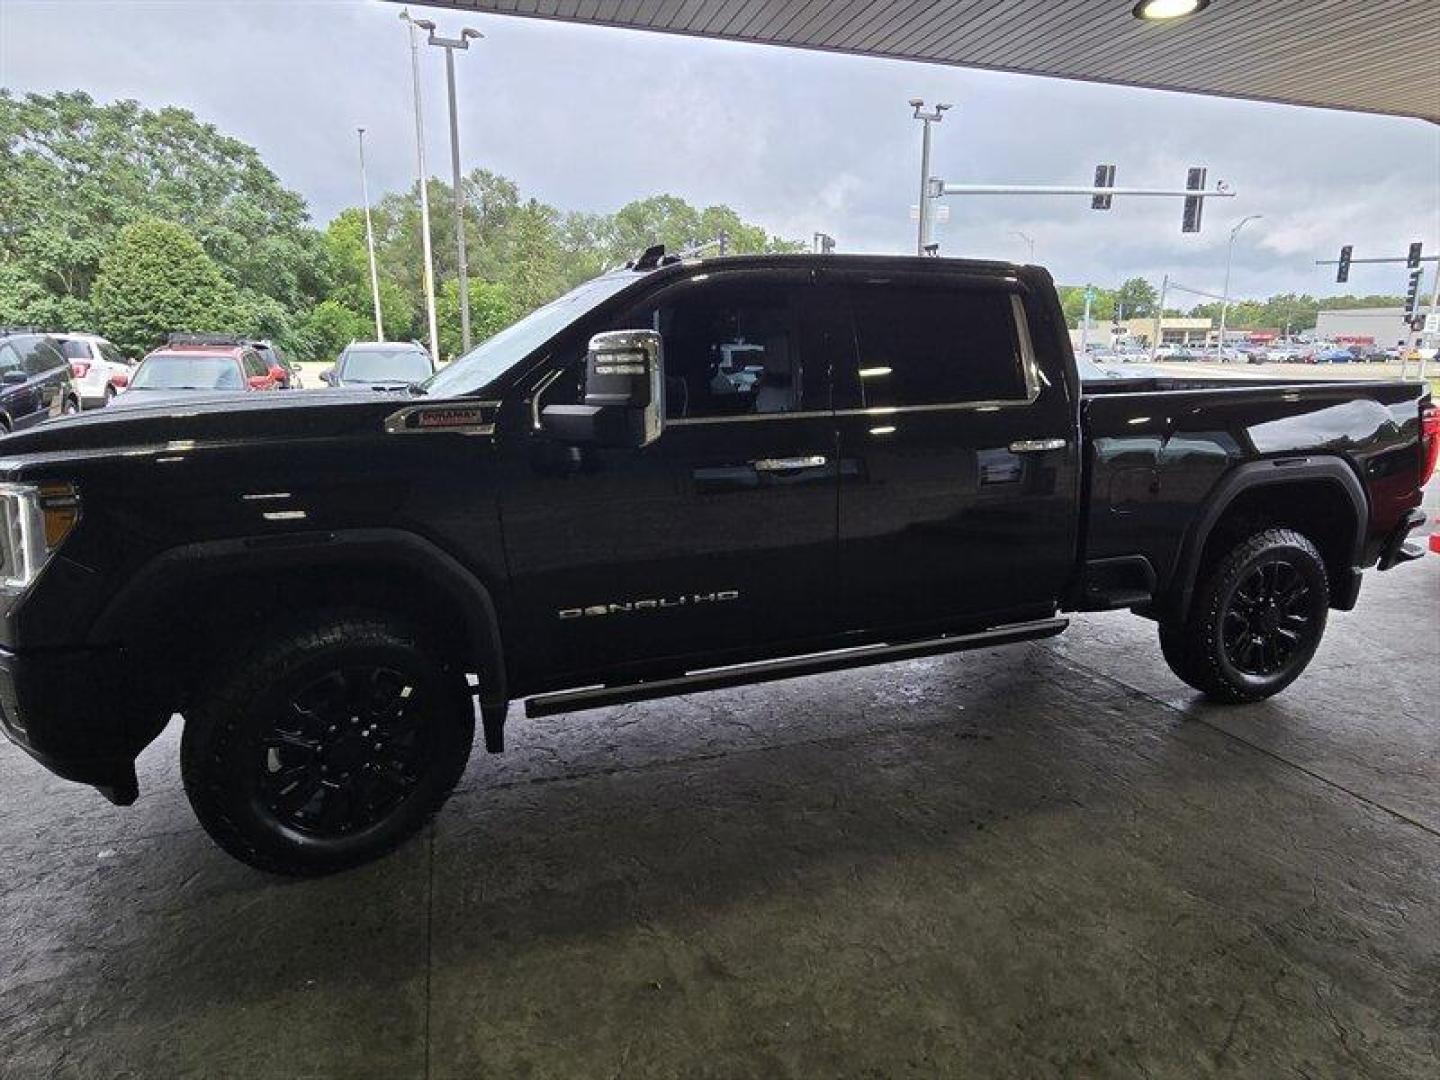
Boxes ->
[0,644,140,804]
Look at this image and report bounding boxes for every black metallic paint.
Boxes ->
[0,254,1429,799]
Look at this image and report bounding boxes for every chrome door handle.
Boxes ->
[752,455,828,472]
[1008,439,1067,454]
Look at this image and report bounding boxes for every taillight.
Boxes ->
[1421,403,1440,487]
[69,361,91,379]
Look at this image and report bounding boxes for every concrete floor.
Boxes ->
[3,549,1438,1078]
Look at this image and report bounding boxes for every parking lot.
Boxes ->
[2,482,1435,1078]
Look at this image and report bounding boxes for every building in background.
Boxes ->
[1312,308,1423,348]
[1073,317,1212,350]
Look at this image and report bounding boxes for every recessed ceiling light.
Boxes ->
[1132,0,1210,20]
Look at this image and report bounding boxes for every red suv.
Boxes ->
[113,337,285,410]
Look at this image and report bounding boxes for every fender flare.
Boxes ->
[1168,456,1368,619]
[89,527,509,718]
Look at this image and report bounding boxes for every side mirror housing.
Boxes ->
[541,330,663,449]
[320,368,336,386]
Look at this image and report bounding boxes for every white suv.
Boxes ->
[53,333,133,409]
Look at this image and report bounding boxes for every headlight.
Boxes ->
[0,483,80,592]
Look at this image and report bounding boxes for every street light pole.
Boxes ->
[1218,214,1262,360]
[424,24,482,354]
[400,8,440,363]
[910,100,950,256]
[1011,230,1035,263]
[356,127,385,342]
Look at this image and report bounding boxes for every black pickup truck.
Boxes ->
[0,253,1433,875]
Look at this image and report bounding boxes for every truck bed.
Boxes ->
[1077,375,1429,611]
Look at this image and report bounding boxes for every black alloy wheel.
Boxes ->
[182,612,474,875]
[1220,557,1316,678]
[258,664,434,838]
[1158,527,1329,703]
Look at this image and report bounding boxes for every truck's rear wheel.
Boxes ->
[181,612,474,875]
[1158,528,1329,703]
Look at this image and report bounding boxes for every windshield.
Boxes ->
[132,354,243,390]
[340,349,433,384]
[423,272,642,397]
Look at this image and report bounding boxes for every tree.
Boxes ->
[322,209,415,339]
[1114,277,1159,319]
[0,90,325,327]
[91,219,238,356]
[436,278,516,361]
[502,199,568,315]
[297,300,371,365]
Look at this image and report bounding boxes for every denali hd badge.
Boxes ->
[559,590,740,619]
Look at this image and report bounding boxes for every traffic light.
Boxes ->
[1403,268,1423,324]
[1407,242,1423,269]
[1091,164,1116,210]
[1336,245,1352,283]
[1181,167,1206,233]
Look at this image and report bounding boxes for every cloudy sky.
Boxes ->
[3,0,1437,305]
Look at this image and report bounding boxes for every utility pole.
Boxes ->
[1080,285,1093,353]
[423,22,482,354]
[400,8,440,363]
[909,100,950,256]
[356,127,385,342]
[1150,275,1169,360]
[1218,214,1262,361]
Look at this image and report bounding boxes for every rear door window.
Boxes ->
[242,351,268,378]
[22,338,66,376]
[845,283,1031,408]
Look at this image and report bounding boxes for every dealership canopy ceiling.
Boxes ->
[408,1,1440,122]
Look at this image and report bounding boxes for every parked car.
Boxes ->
[113,339,283,409]
[0,252,1432,876]
[321,341,434,389]
[0,328,81,432]
[52,332,133,408]
[248,339,303,389]
[1316,347,1354,363]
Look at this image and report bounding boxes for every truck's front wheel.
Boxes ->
[181,612,474,875]
[1158,528,1329,703]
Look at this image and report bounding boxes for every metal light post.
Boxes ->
[424,23,482,354]
[909,100,950,256]
[1011,230,1035,263]
[356,127,385,342]
[1217,214,1262,361]
[400,8,440,363]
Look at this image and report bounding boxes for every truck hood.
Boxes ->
[0,388,412,459]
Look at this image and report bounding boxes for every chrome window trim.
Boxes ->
[529,368,566,431]
[668,409,833,426]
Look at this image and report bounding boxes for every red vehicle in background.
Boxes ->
[112,335,286,410]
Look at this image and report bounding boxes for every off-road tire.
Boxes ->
[1158,528,1329,704]
[181,611,474,876]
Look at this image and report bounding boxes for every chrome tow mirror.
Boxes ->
[541,329,664,449]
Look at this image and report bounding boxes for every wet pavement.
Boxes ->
[2,550,1437,1078]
